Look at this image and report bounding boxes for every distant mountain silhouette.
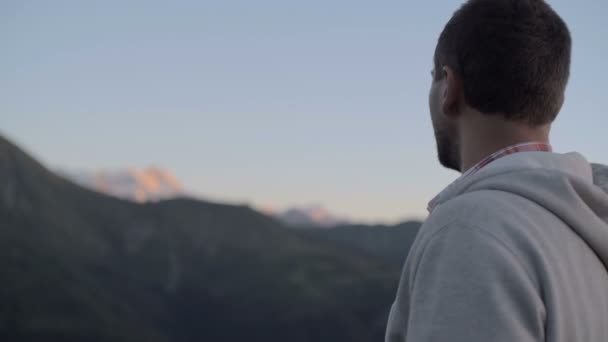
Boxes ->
[592,163,608,193]
[61,170,360,228]
[0,135,420,342]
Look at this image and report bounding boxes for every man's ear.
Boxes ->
[441,66,463,118]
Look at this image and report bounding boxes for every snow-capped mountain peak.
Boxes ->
[61,167,183,203]
[257,204,352,228]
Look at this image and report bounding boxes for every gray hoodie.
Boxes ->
[385,152,608,342]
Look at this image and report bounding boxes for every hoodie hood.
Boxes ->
[434,152,608,271]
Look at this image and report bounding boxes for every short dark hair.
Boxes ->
[434,0,571,126]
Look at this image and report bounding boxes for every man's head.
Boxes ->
[429,0,571,171]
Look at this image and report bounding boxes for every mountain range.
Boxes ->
[0,134,421,342]
[59,169,357,228]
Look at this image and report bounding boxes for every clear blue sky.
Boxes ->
[2,0,606,223]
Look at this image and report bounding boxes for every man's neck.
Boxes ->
[458,116,551,173]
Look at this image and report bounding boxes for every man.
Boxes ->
[385,0,608,341]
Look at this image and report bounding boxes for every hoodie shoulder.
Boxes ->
[422,191,502,241]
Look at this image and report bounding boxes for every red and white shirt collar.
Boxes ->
[427,142,553,213]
